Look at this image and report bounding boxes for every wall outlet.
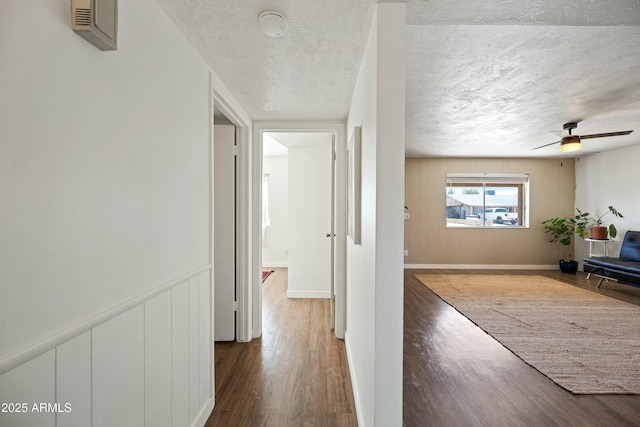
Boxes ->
[404,250,408,257]
[404,213,410,220]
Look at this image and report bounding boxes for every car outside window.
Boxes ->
[446,174,528,228]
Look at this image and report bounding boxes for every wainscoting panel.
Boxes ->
[198,270,212,407]
[0,266,212,427]
[145,291,173,427]
[0,351,55,427]
[56,332,91,427]
[92,306,145,427]
[172,281,191,427]
[189,275,201,420]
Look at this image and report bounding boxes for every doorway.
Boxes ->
[213,122,236,341]
[212,99,252,343]
[255,123,347,339]
[262,132,333,300]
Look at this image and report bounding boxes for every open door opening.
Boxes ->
[260,129,340,334]
[213,115,237,341]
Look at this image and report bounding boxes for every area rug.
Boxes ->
[262,270,274,283]
[415,274,640,394]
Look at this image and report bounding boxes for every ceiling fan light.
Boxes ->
[560,135,581,153]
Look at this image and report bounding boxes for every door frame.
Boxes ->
[213,75,253,343]
[253,121,347,338]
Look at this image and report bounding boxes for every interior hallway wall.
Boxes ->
[0,1,214,426]
[262,156,289,267]
[345,3,406,426]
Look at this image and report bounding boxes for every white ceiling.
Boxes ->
[263,132,333,156]
[157,0,640,158]
[263,134,288,157]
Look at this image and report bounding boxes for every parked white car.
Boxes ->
[479,207,518,225]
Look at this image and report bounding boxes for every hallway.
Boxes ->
[205,268,357,426]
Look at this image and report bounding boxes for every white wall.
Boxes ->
[288,144,333,298]
[0,1,214,425]
[575,145,640,267]
[262,156,289,267]
[345,3,406,426]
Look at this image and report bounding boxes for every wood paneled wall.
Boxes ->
[0,268,212,427]
[404,158,575,267]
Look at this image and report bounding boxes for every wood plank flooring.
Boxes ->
[207,268,640,426]
[205,268,358,427]
[404,269,640,427]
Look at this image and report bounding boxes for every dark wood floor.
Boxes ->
[205,268,358,427]
[207,268,640,427]
[404,269,640,427]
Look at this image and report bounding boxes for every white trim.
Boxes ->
[208,72,215,407]
[254,121,347,339]
[211,73,251,124]
[262,262,288,268]
[286,290,331,299]
[344,332,363,427]
[404,264,558,270]
[252,121,263,338]
[192,397,214,427]
[0,264,211,375]
[212,73,254,343]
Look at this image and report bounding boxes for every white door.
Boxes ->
[214,124,236,341]
[287,135,332,299]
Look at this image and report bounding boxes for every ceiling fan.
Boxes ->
[531,122,633,152]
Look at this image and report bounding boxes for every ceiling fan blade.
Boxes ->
[531,140,561,150]
[580,130,633,140]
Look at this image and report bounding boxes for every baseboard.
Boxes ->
[404,264,558,270]
[286,290,330,299]
[344,332,364,427]
[193,397,214,427]
[262,262,288,268]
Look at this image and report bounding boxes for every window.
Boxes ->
[262,173,271,247]
[445,173,529,228]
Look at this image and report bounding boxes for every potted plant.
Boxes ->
[541,216,579,274]
[573,206,624,240]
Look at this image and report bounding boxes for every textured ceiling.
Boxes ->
[406,0,640,26]
[157,0,374,121]
[157,0,640,158]
[406,24,640,157]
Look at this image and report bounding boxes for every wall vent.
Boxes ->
[71,0,118,51]
[74,8,91,26]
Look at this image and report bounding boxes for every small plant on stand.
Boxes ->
[574,206,624,240]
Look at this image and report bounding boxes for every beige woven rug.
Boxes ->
[415,274,640,394]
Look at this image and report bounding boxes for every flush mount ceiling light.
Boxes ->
[258,11,287,37]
